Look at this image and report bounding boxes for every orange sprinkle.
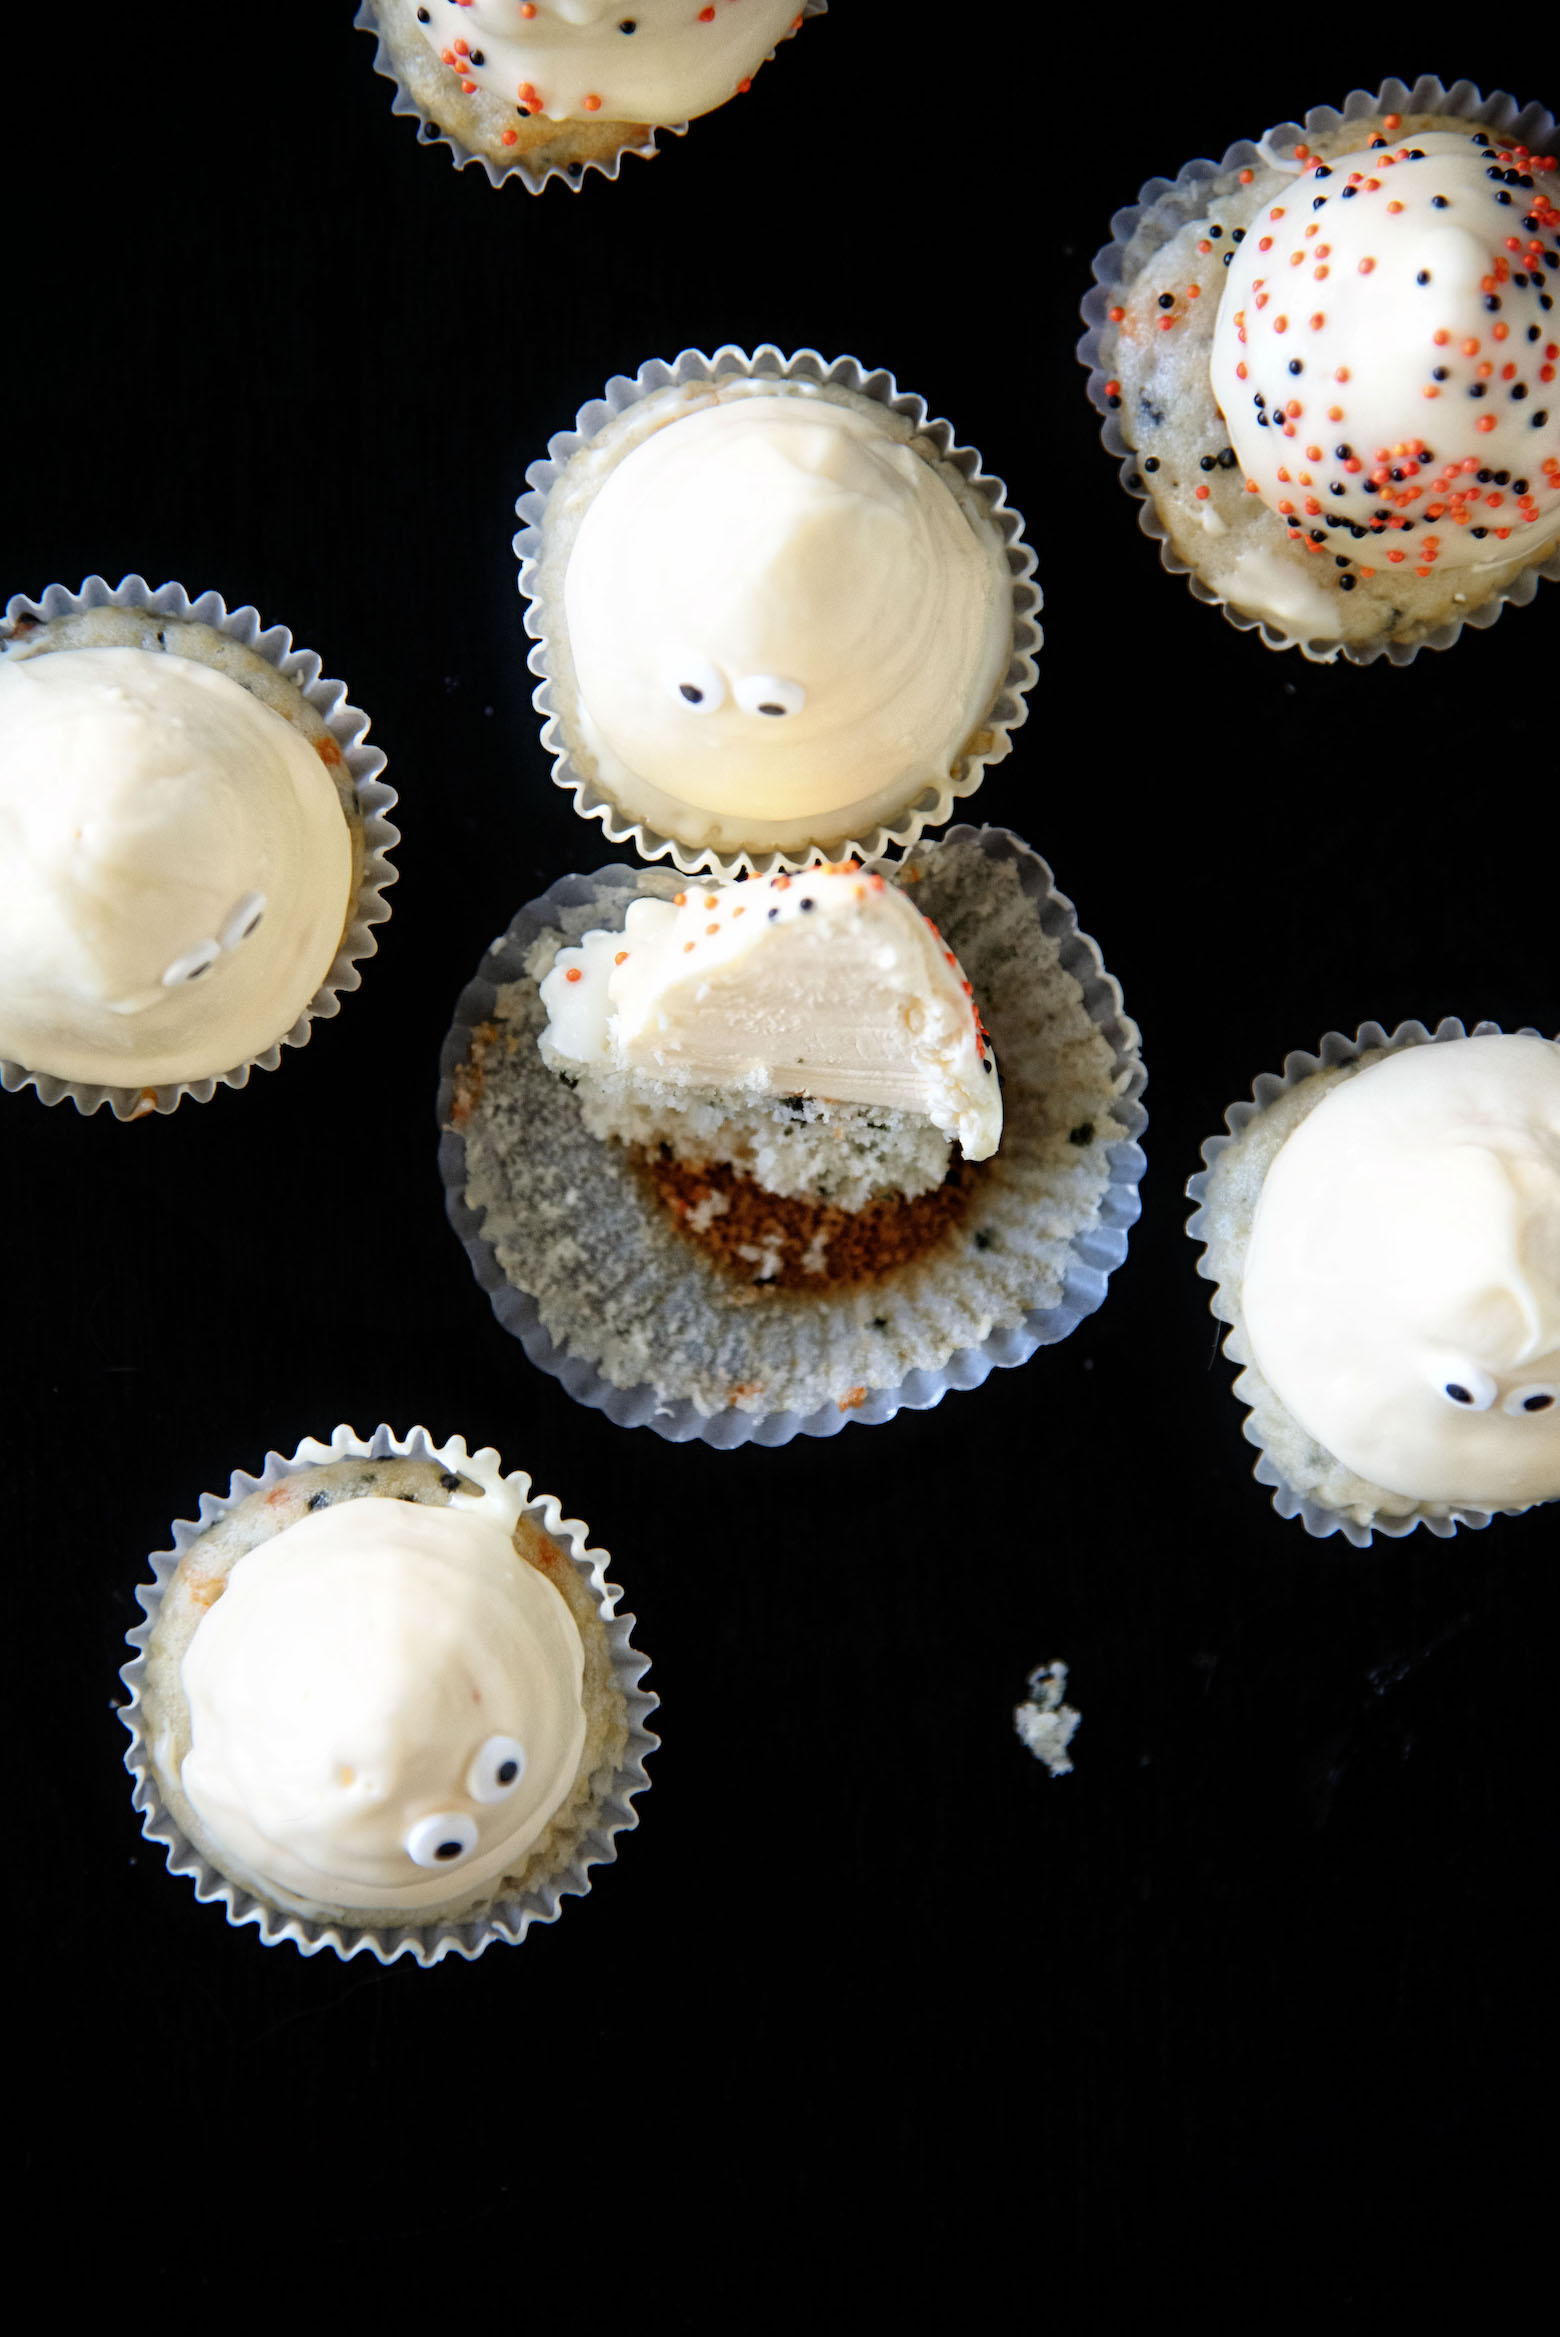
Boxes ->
[565,967,582,983]
[673,891,687,905]
[614,951,629,965]
[582,93,602,112]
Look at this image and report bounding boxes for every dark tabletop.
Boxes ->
[8,11,1553,2315]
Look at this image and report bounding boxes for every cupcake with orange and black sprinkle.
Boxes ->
[357,1,822,194]
[1080,76,1559,664]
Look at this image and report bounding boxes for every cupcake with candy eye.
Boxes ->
[0,577,397,1119]
[440,826,1146,1447]
[122,1424,655,1961]
[1188,1024,1560,1545]
[1081,77,1560,661]
[357,0,822,193]
[516,347,1039,876]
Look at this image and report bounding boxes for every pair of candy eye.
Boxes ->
[402,1734,527,1870]
[662,657,806,720]
[161,893,267,988]
[1440,1373,1556,1417]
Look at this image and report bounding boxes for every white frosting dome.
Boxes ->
[179,1495,588,1911]
[1242,1034,1560,1507]
[0,647,352,1086]
[560,393,1012,825]
[539,863,1002,1159]
[1211,130,1560,573]
[413,0,803,126]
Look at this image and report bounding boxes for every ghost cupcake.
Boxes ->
[440,827,1145,1446]
[122,1424,655,1961]
[1188,1025,1560,1543]
[516,348,1040,874]
[358,0,820,193]
[1081,79,1559,661]
[0,578,397,1118]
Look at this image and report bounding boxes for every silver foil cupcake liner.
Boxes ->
[1187,1017,1553,1546]
[355,0,827,196]
[514,345,1042,877]
[1,574,399,1120]
[437,825,1147,1448]
[1078,75,1560,667]
[120,1422,657,1965]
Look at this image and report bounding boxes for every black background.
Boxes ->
[7,11,1555,2315]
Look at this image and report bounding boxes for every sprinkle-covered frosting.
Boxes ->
[560,391,1012,826]
[539,862,1003,1161]
[176,1474,588,1913]
[411,0,804,127]
[1210,129,1560,578]
[1242,1033,1560,1508]
[0,646,352,1087]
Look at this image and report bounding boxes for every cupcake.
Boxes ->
[358,0,821,193]
[516,348,1040,874]
[439,826,1146,1446]
[1081,78,1559,662]
[122,1424,655,1962]
[1188,1025,1560,1544]
[0,578,397,1119]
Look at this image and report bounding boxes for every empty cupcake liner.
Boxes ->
[1,574,399,1121]
[437,825,1147,1448]
[1079,75,1560,667]
[355,0,827,196]
[1187,1016,1554,1547]
[120,1421,657,1965]
[514,345,1042,877]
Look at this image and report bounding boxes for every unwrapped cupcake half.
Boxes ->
[439,827,1146,1447]
[1188,1022,1560,1544]
[1080,76,1560,663]
[515,348,1040,875]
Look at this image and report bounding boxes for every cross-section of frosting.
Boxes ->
[177,1494,587,1911]
[1211,130,1560,575]
[559,391,1012,826]
[539,863,1002,1163]
[1241,1033,1560,1507]
[0,646,352,1086]
[412,0,804,126]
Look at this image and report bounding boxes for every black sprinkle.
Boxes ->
[1069,1123,1094,1147]
[308,1492,328,1510]
[440,1472,462,1491]
[1339,574,1357,591]
[973,1231,992,1251]
[798,897,815,911]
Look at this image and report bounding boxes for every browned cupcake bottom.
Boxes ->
[638,1150,979,1291]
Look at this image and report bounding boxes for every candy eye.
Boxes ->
[219,891,266,950]
[466,1734,527,1803]
[405,1812,479,1869]
[1435,1364,1498,1412]
[734,674,806,719]
[1503,1383,1557,1418]
[161,940,221,987]
[661,653,726,713]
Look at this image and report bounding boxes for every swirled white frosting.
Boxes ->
[0,647,352,1086]
[413,0,802,126]
[1242,1033,1560,1506]
[179,1495,587,1911]
[560,391,1012,826]
[1211,131,1560,571]
[539,863,1002,1160]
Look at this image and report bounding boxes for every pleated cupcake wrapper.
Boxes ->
[120,1422,657,1965]
[514,345,1042,877]
[437,824,1147,1449]
[355,0,828,196]
[1,575,399,1121]
[1078,75,1560,667]
[1186,1017,1552,1547]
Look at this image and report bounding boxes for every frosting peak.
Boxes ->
[1242,1033,1560,1506]
[1211,131,1560,573]
[0,646,351,1085]
[560,390,1012,826]
[178,1495,587,1911]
